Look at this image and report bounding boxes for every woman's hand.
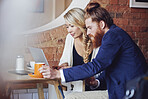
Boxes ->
[38,65,61,79]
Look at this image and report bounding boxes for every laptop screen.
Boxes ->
[29,47,49,66]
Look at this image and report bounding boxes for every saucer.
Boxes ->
[28,73,43,78]
[26,66,34,70]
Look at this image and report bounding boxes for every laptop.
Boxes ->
[8,47,49,75]
[29,47,49,66]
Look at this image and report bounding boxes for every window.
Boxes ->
[129,0,148,8]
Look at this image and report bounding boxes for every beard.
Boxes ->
[89,29,104,48]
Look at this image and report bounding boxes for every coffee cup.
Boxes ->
[34,62,45,78]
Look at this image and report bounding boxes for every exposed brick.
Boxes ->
[48,61,59,67]
[50,27,67,40]
[117,5,130,13]
[123,12,141,19]
[114,18,128,25]
[58,25,68,37]
[132,13,141,19]
[119,0,127,5]
[57,46,64,54]
[136,32,148,38]
[54,53,62,61]
[140,13,147,19]
[46,39,58,47]
[57,39,64,44]
[145,13,148,18]
[146,20,148,26]
[50,29,58,40]
[45,53,54,61]
[123,12,133,19]
[138,38,148,45]
[129,19,147,26]
[131,8,146,13]
[126,26,133,32]
[132,26,140,32]
[90,0,109,5]
[105,5,111,12]
[110,0,118,4]
[52,40,59,46]
[44,30,52,42]
[110,12,115,18]
[140,27,148,32]
[106,5,118,12]
[99,0,110,4]
[116,13,123,18]
[42,47,57,55]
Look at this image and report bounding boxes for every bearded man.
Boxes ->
[39,2,147,99]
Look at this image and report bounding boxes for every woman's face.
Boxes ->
[65,22,83,39]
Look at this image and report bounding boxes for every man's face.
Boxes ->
[85,17,104,48]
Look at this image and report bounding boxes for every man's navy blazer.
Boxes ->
[63,24,147,99]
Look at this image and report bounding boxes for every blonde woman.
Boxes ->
[59,8,97,69]
[56,8,100,94]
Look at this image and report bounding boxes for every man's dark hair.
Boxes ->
[85,2,113,28]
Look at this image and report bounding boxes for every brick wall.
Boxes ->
[24,0,148,66]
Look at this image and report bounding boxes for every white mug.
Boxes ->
[30,61,35,69]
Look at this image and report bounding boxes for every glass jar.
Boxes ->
[16,55,24,70]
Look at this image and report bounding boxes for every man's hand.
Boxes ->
[85,76,98,87]
[38,65,61,79]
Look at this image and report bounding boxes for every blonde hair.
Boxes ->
[64,8,92,63]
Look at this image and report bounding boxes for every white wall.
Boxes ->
[26,0,68,30]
